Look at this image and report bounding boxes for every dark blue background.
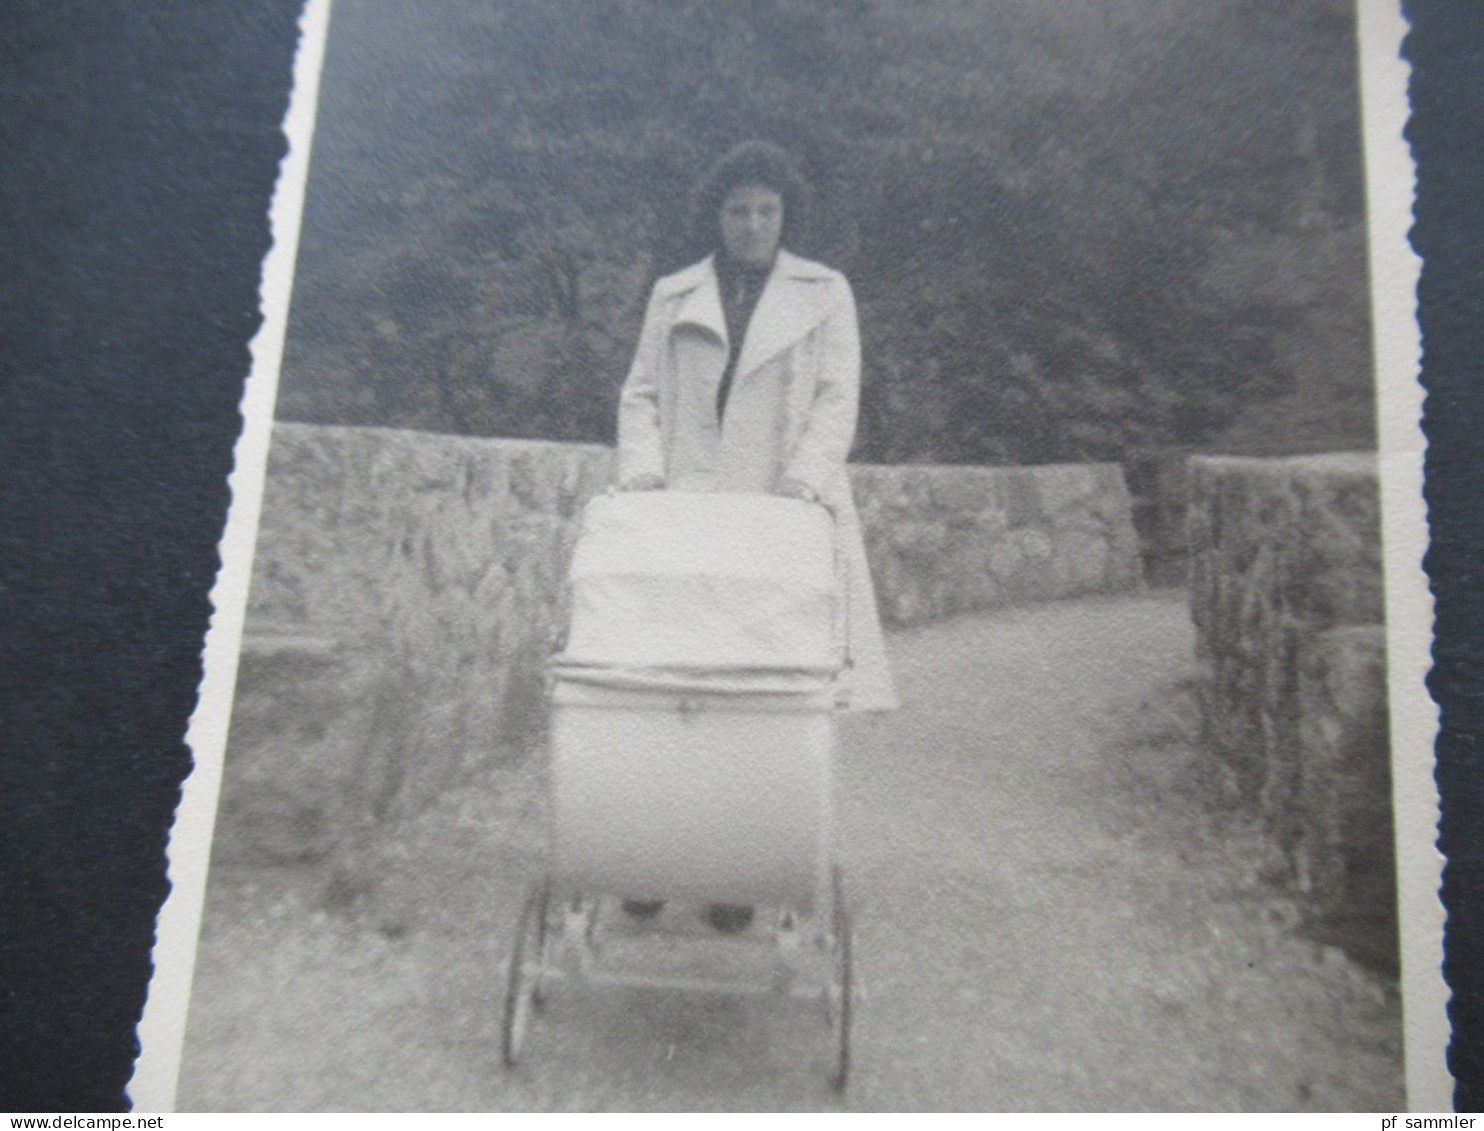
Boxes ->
[0,0,1478,1111]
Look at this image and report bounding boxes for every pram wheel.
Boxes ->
[543,495,857,1086]
[502,878,551,1067]
[828,864,853,1092]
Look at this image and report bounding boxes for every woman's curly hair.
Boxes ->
[691,141,811,255]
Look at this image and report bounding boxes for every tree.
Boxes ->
[275,0,1375,465]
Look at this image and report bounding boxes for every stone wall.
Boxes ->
[218,426,610,866]
[1125,447,1194,588]
[1186,453,1394,963]
[215,423,1141,865]
[853,461,1143,625]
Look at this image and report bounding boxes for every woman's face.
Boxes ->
[719,183,784,267]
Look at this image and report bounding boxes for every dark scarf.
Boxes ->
[714,252,774,423]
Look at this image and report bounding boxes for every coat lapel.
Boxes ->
[669,256,727,348]
[734,251,835,379]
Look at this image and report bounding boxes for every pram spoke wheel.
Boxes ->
[829,864,853,1092]
[502,878,550,1067]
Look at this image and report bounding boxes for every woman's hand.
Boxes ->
[776,477,822,505]
[619,473,666,492]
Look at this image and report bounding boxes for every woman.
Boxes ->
[615,140,896,714]
[614,142,897,933]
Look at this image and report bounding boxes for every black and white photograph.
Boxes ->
[129,0,1444,1111]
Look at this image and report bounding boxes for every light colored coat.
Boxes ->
[617,250,897,710]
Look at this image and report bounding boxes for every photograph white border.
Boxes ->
[1357,0,1449,1109]
[129,0,333,1110]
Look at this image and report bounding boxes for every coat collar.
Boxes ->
[663,251,839,377]
[668,257,728,346]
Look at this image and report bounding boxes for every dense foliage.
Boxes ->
[277,0,1375,465]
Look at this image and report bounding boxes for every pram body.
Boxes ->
[502,491,853,1089]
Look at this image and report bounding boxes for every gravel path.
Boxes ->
[177,592,1402,1111]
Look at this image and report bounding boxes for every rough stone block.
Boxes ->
[1296,626,1396,973]
[1291,458,1384,626]
[851,460,1143,626]
[1186,452,1390,962]
[211,629,375,866]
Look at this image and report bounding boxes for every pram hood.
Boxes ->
[554,492,840,679]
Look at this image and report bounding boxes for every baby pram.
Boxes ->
[501,491,854,1090]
